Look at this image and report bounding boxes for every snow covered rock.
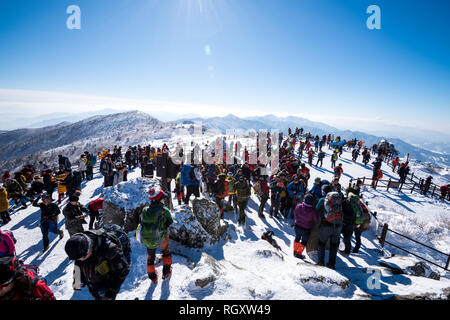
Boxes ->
[101,177,159,232]
[169,198,228,248]
[379,255,440,280]
[191,198,228,240]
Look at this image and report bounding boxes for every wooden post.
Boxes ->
[411,172,414,182]
[380,223,389,248]
[410,182,415,193]
[432,185,436,197]
[362,177,365,185]
[387,178,391,191]
[446,254,450,271]
[375,178,378,190]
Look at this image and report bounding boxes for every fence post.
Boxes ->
[387,178,391,191]
[411,172,414,182]
[446,254,450,271]
[375,178,378,190]
[363,177,365,185]
[379,223,389,248]
[410,182,414,193]
[432,185,436,197]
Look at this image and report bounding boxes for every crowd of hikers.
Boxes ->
[1,126,448,300]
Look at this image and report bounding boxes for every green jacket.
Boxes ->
[139,202,173,248]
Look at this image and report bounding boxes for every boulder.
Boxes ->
[379,255,440,280]
[101,178,227,247]
[101,177,159,232]
[169,198,228,248]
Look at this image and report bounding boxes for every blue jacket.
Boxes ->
[180,164,198,186]
[309,184,323,199]
[287,181,304,199]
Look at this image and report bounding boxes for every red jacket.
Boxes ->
[88,198,104,211]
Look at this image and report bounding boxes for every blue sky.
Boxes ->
[0,0,449,133]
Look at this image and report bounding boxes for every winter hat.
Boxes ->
[304,194,314,205]
[148,188,167,201]
[65,233,93,260]
[69,195,79,203]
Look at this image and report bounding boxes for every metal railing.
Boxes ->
[376,219,450,272]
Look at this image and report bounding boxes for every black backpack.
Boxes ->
[87,224,131,265]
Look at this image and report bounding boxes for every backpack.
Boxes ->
[348,193,363,225]
[90,154,97,165]
[323,192,343,224]
[87,225,131,265]
[0,255,46,294]
[180,165,192,186]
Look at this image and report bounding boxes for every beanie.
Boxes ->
[64,233,92,260]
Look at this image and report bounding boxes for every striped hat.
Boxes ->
[148,188,167,201]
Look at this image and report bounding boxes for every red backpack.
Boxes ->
[0,256,55,300]
[323,192,343,225]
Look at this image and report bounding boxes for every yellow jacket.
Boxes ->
[56,173,67,194]
[0,188,8,212]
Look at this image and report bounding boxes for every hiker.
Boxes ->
[315,184,343,269]
[213,173,228,219]
[309,177,323,201]
[86,198,104,230]
[287,176,305,219]
[0,186,11,224]
[181,164,201,205]
[334,163,344,181]
[4,178,27,209]
[422,176,433,195]
[0,255,55,300]
[293,194,318,259]
[341,192,363,255]
[235,175,251,226]
[226,172,238,214]
[100,157,115,187]
[331,150,338,168]
[0,230,16,257]
[269,176,283,218]
[316,150,325,167]
[33,194,64,252]
[58,155,71,170]
[137,188,174,283]
[64,229,130,300]
[391,156,399,173]
[440,184,449,200]
[63,195,89,237]
[255,176,270,219]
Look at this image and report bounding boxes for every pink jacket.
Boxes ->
[0,230,15,257]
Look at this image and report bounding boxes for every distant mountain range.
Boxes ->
[180,114,450,167]
[0,110,448,171]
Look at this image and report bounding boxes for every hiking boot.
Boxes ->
[148,271,158,283]
[339,249,350,255]
[162,265,172,280]
[59,230,64,239]
[326,263,335,270]
[258,214,265,219]
[43,245,49,253]
[294,252,305,260]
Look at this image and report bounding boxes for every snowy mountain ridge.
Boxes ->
[5,131,450,300]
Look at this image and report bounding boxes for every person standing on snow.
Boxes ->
[138,188,174,283]
[64,230,130,300]
[293,194,318,259]
[235,175,251,226]
[63,195,89,237]
[315,184,343,270]
[32,194,64,252]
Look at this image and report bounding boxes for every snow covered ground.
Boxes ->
[3,135,450,300]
